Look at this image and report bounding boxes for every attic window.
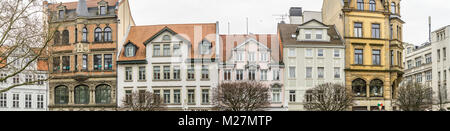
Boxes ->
[199,40,212,55]
[58,10,65,19]
[125,43,136,57]
[162,35,171,41]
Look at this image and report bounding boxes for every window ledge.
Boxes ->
[124,80,133,82]
[137,80,147,82]
[201,79,210,81]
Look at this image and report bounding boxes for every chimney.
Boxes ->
[267,35,272,50]
[289,7,303,24]
[76,0,89,17]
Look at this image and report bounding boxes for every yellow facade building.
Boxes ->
[322,0,404,111]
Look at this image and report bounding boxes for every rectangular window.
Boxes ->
[334,49,340,57]
[355,49,363,65]
[153,66,161,80]
[59,10,64,19]
[426,71,432,81]
[0,93,6,108]
[153,45,160,56]
[289,67,296,79]
[173,66,180,80]
[407,60,413,69]
[372,50,381,65]
[100,6,107,15]
[425,53,432,64]
[444,48,447,60]
[318,67,324,79]
[289,90,296,102]
[372,24,380,38]
[315,30,323,39]
[187,65,195,80]
[289,48,296,57]
[25,94,31,108]
[318,49,324,57]
[261,70,268,81]
[334,67,341,79]
[104,54,113,70]
[174,90,181,104]
[249,52,255,61]
[357,0,364,10]
[224,70,231,81]
[62,56,70,71]
[306,67,312,78]
[273,69,280,81]
[237,52,243,61]
[163,66,170,80]
[201,65,209,80]
[0,74,7,83]
[24,74,32,83]
[125,90,132,104]
[272,88,281,102]
[173,44,181,56]
[74,55,78,71]
[125,67,132,81]
[138,90,146,103]
[236,70,244,81]
[390,50,394,66]
[13,94,19,108]
[438,49,441,61]
[202,89,209,104]
[248,70,256,81]
[305,29,312,39]
[13,76,19,84]
[94,54,102,71]
[139,66,146,80]
[37,94,44,109]
[260,53,268,61]
[82,54,88,70]
[416,73,422,83]
[188,89,195,104]
[163,90,170,104]
[163,44,171,56]
[354,23,363,37]
[306,49,313,57]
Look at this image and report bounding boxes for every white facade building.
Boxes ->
[0,52,48,111]
[117,23,219,111]
[219,34,286,111]
[432,25,450,110]
[278,19,345,111]
[403,42,432,87]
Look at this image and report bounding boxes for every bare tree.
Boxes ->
[120,91,166,111]
[0,0,55,93]
[396,82,433,111]
[304,83,353,111]
[213,81,270,111]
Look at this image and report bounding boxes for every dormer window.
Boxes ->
[316,30,323,39]
[162,35,171,41]
[58,10,65,19]
[100,6,107,15]
[125,43,137,57]
[199,40,212,55]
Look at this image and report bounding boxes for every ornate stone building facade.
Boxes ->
[322,0,404,111]
[44,0,131,111]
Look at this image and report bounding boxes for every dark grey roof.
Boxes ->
[289,7,302,16]
[278,23,343,46]
[76,0,89,17]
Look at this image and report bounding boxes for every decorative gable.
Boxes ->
[296,19,330,42]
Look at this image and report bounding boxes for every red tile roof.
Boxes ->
[118,23,217,62]
[48,0,118,10]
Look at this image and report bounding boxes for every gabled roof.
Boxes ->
[278,23,344,47]
[220,34,281,63]
[298,19,329,27]
[117,23,217,63]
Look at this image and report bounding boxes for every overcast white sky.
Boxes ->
[56,0,450,45]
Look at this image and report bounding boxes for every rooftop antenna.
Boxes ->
[429,16,432,43]
[246,17,249,35]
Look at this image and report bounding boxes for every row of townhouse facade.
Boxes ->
[0,0,406,111]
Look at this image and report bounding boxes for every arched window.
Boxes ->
[357,0,364,10]
[162,35,171,41]
[62,30,69,45]
[369,0,376,11]
[82,27,88,42]
[95,84,111,104]
[54,31,60,45]
[352,78,367,97]
[54,86,68,104]
[370,79,383,97]
[391,2,396,14]
[199,40,212,55]
[94,27,103,42]
[74,85,89,104]
[104,27,112,42]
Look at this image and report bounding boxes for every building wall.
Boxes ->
[431,26,450,110]
[283,46,345,111]
[403,43,432,87]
